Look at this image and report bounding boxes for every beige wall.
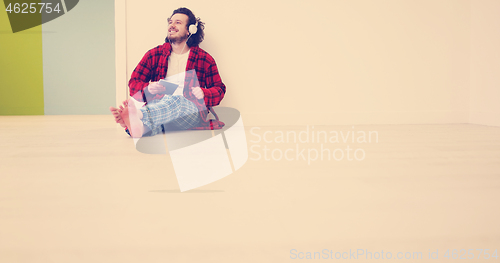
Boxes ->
[117,0,477,126]
[470,0,500,127]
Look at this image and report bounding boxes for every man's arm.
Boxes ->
[201,58,226,107]
[128,49,163,102]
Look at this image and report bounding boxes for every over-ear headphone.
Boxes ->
[188,19,198,35]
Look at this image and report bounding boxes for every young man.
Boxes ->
[110,7,226,137]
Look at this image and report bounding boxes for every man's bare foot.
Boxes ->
[119,99,144,138]
[110,106,127,128]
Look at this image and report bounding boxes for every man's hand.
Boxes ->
[148,82,166,95]
[191,87,204,100]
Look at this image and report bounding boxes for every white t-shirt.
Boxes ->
[165,50,190,96]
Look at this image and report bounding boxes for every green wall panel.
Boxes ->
[0,6,44,115]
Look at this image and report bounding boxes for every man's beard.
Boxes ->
[168,32,189,44]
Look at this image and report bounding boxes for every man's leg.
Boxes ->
[170,97,201,130]
[141,95,201,132]
[110,96,200,137]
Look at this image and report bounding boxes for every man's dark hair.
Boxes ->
[166,7,205,47]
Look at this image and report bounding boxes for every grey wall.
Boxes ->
[43,0,115,114]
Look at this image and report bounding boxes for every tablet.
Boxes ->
[158,79,179,95]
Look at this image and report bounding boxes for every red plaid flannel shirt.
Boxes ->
[129,43,226,130]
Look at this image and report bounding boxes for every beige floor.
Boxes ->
[1,116,499,263]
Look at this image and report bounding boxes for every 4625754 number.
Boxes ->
[5,3,61,14]
[443,249,498,260]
